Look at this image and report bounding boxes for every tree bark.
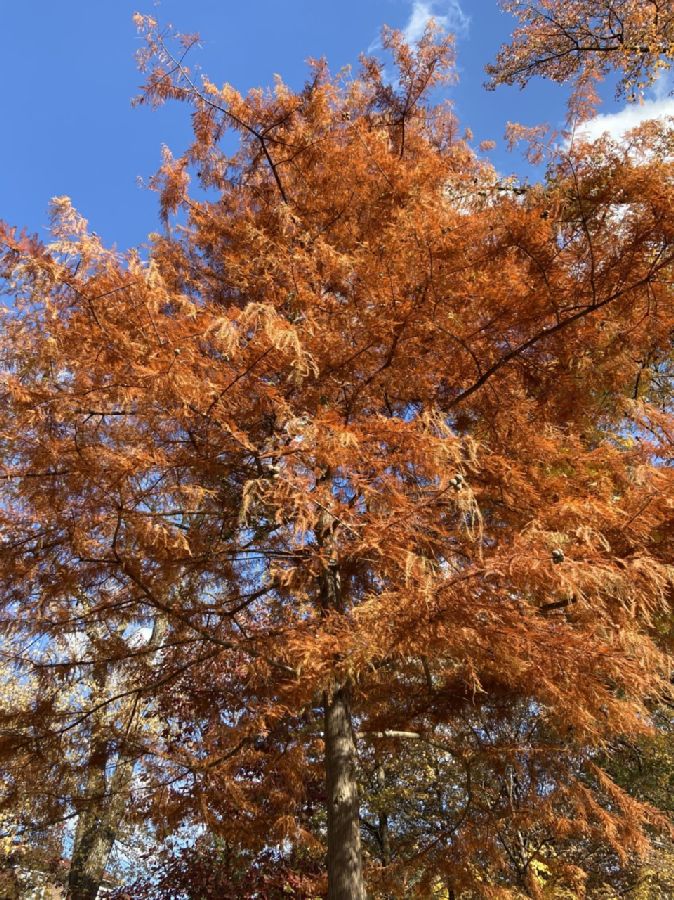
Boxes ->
[325,682,366,900]
[67,615,166,899]
[375,762,391,868]
[67,753,134,900]
[319,502,365,899]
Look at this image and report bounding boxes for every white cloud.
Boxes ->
[576,96,674,143]
[128,625,153,649]
[402,1,470,44]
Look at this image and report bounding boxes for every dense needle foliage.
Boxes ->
[0,5,673,897]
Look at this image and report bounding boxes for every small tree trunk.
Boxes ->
[67,616,167,899]
[375,763,391,867]
[67,756,133,900]
[325,682,366,900]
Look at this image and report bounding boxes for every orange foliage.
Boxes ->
[0,11,673,898]
[488,0,674,118]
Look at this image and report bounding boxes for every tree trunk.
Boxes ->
[375,762,391,867]
[324,682,366,900]
[67,755,133,899]
[67,615,166,899]
[318,501,365,899]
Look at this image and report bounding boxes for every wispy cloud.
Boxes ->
[576,96,674,143]
[402,1,470,44]
[576,69,674,142]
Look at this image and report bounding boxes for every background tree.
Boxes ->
[488,0,674,116]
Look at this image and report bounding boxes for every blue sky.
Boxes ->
[0,0,657,251]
